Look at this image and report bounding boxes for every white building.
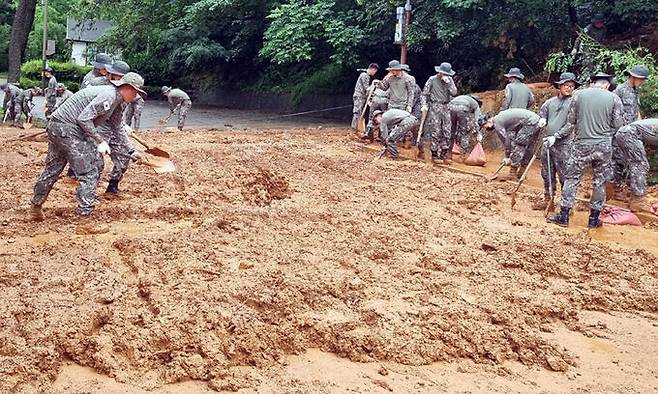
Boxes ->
[66,18,112,66]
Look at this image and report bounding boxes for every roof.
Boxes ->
[66,17,112,43]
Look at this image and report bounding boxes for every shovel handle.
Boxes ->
[130,133,150,150]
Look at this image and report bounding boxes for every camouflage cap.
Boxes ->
[107,60,130,76]
[92,53,113,69]
[111,72,147,96]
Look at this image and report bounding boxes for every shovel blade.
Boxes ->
[145,147,171,158]
[356,117,366,134]
[22,123,34,129]
[140,155,176,174]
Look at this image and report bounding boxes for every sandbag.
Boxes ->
[599,208,642,226]
[464,142,487,166]
[452,143,461,155]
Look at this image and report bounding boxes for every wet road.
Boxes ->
[1,88,346,130]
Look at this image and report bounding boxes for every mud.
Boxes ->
[0,126,657,392]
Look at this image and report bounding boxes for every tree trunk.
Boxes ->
[7,0,38,83]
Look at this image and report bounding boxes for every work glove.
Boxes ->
[543,136,556,147]
[406,106,412,113]
[538,118,547,128]
[122,124,133,136]
[130,151,142,161]
[502,157,511,166]
[97,141,111,155]
[421,105,428,113]
[476,133,483,143]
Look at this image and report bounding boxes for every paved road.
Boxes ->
[1,85,346,130]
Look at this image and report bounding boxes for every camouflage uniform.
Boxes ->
[611,81,642,187]
[421,75,457,155]
[553,87,624,210]
[31,85,126,215]
[81,69,103,89]
[45,75,58,118]
[613,119,658,197]
[448,95,481,154]
[365,85,389,139]
[167,89,192,130]
[82,77,136,182]
[351,72,370,128]
[538,95,574,197]
[379,109,418,159]
[13,89,37,126]
[501,80,535,111]
[406,74,423,142]
[3,84,22,123]
[491,108,541,169]
[379,73,415,111]
[54,89,73,112]
[124,95,145,130]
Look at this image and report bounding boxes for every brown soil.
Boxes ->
[1,126,657,393]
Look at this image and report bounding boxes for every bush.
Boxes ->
[20,60,92,92]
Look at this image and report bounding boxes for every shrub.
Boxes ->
[20,60,92,92]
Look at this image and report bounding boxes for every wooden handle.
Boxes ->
[130,133,150,150]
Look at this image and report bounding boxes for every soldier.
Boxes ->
[13,86,42,127]
[610,65,650,194]
[124,95,145,132]
[161,86,192,131]
[448,94,483,160]
[378,60,415,112]
[351,63,379,129]
[614,118,658,213]
[532,72,580,210]
[401,64,423,148]
[363,81,389,141]
[583,14,607,44]
[54,84,73,111]
[421,62,458,163]
[30,72,147,220]
[546,72,624,228]
[483,108,543,181]
[501,67,534,111]
[43,66,58,119]
[81,53,113,88]
[1,82,23,125]
[372,109,418,159]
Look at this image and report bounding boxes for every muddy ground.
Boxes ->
[1,126,657,393]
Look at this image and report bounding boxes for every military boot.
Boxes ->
[442,149,452,165]
[498,166,518,181]
[431,150,441,164]
[587,209,603,228]
[105,180,121,194]
[546,206,570,227]
[30,204,44,222]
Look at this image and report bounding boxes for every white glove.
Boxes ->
[406,106,412,113]
[538,118,547,128]
[442,76,451,83]
[543,136,556,147]
[97,141,111,155]
[421,105,428,113]
[130,151,142,161]
[503,157,511,166]
[476,134,483,143]
[571,48,577,56]
[123,124,133,135]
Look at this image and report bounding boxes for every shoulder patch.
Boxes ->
[103,101,111,111]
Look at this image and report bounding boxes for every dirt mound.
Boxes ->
[0,126,657,392]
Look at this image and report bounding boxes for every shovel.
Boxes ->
[138,154,176,174]
[7,130,46,142]
[544,146,556,217]
[356,88,375,135]
[23,115,33,129]
[2,110,8,123]
[130,133,171,158]
[487,161,506,182]
[413,109,429,161]
[511,151,539,208]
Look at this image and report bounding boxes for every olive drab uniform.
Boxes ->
[448,95,481,155]
[379,109,418,159]
[611,81,642,188]
[538,94,574,198]
[45,75,58,118]
[31,86,126,215]
[501,80,535,111]
[613,119,658,198]
[553,87,624,211]
[421,75,457,156]
[82,76,136,183]
[124,95,145,130]
[379,73,415,112]
[490,108,541,169]
[351,72,371,129]
[167,89,192,130]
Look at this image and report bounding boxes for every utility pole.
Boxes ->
[41,0,48,88]
[400,0,411,64]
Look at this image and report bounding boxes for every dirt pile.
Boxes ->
[0,126,657,392]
